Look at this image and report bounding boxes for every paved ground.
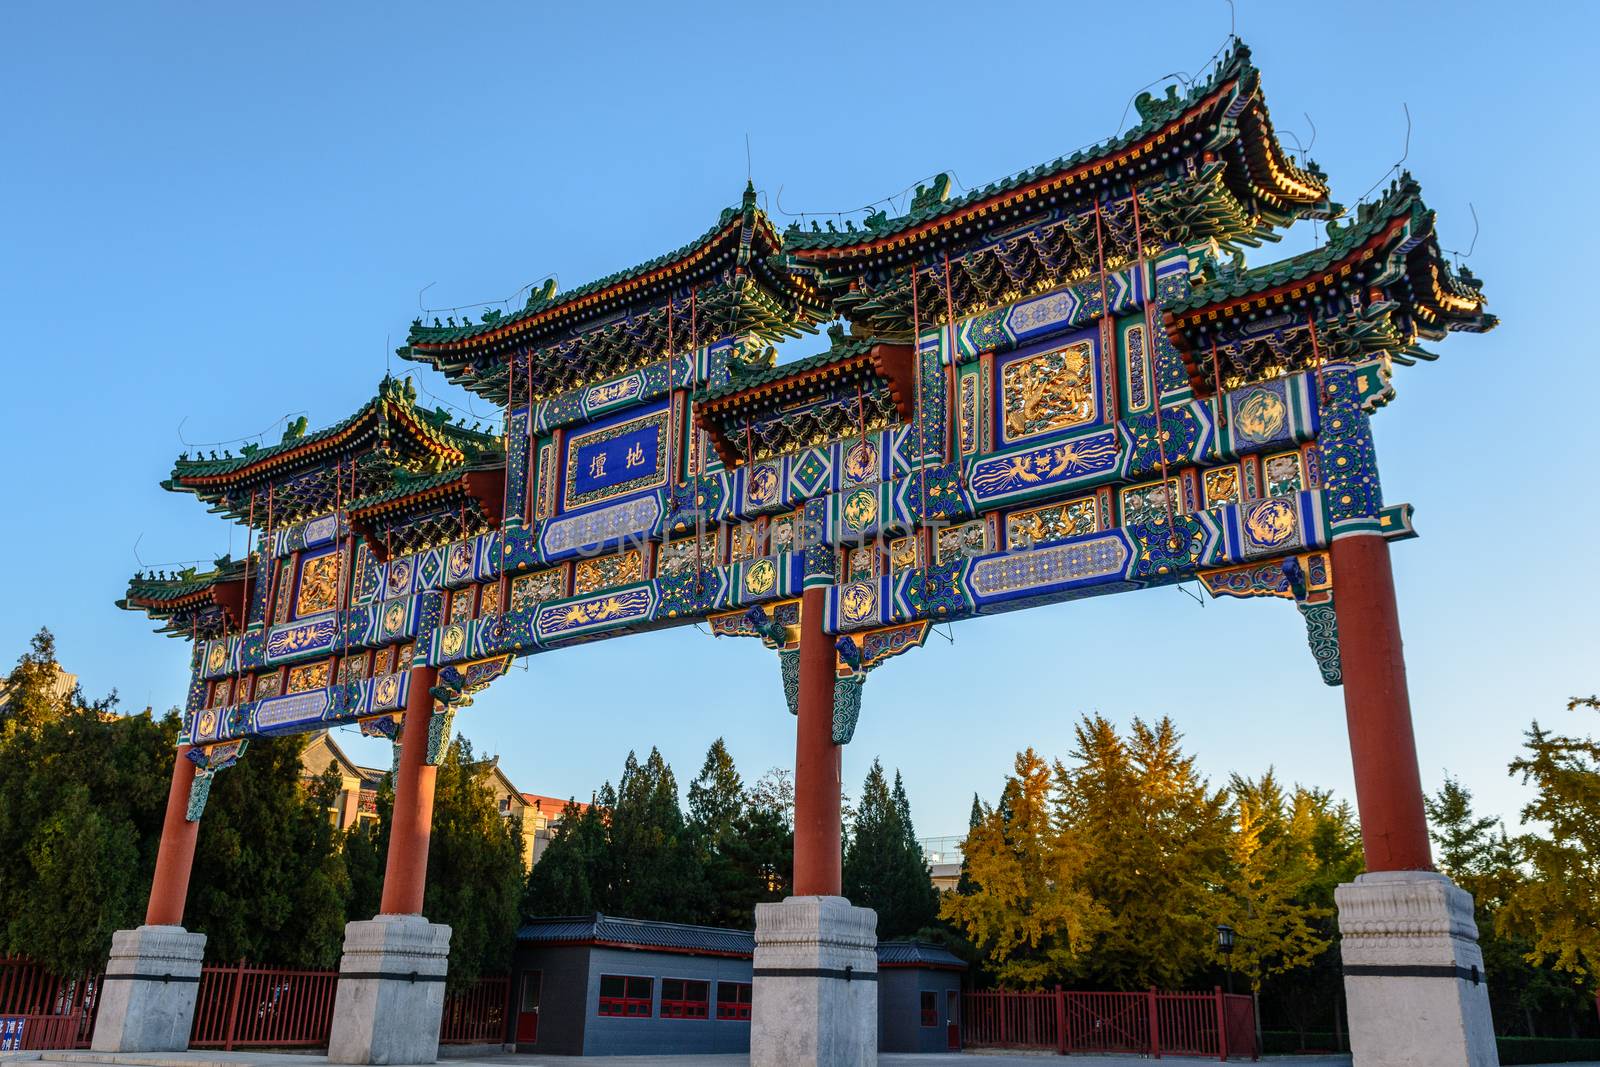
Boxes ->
[1,1049,1357,1067]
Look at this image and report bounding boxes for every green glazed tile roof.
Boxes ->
[119,557,242,610]
[1164,173,1489,320]
[699,331,877,404]
[406,186,773,349]
[782,40,1325,254]
[166,375,496,485]
[345,456,502,513]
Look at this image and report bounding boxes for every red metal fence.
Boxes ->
[0,957,509,1052]
[439,976,510,1045]
[190,962,340,1050]
[0,958,98,1049]
[964,987,1257,1059]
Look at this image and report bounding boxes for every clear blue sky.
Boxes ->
[3,2,1594,842]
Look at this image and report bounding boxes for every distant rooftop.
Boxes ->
[517,914,965,970]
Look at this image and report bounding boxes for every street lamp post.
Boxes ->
[1217,923,1263,1053]
[1216,924,1236,996]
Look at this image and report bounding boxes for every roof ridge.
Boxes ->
[167,375,497,483]
[405,190,772,348]
[782,38,1272,251]
[1166,172,1433,317]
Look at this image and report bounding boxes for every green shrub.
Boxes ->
[1259,1030,1342,1055]
[1495,1037,1600,1066]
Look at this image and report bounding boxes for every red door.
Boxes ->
[515,971,542,1044]
[946,990,960,1050]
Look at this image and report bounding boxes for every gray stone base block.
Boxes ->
[1337,871,1499,1067]
[752,895,878,1067]
[327,914,452,1065]
[90,925,206,1053]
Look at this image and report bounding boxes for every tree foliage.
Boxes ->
[422,740,526,986]
[944,717,1350,997]
[941,748,1101,986]
[0,630,175,973]
[1215,774,1355,993]
[1061,716,1232,989]
[1502,698,1600,987]
[843,760,939,940]
[526,741,793,930]
[186,736,350,967]
[1427,773,1589,1037]
[688,739,792,928]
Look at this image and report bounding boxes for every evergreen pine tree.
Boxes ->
[422,739,525,986]
[606,748,706,922]
[0,630,184,973]
[186,734,351,967]
[524,795,609,917]
[687,739,772,928]
[955,793,984,896]
[342,776,392,924]
[843,759,938,939]
[687,738,743,841]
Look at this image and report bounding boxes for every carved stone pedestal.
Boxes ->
[327,914,452,1065]
[90,925,206,1053]
[1337,871,1499,1067]
[751,896,878,1067]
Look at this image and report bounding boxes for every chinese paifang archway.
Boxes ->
[112,41,1497,1067]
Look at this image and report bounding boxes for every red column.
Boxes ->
[1331,533,1434,871]
[380,664,441,915]
[145,744,200,926]
[792,586,843,896]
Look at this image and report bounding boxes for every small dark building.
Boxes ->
[512,915,756,1057]
[512,915,966,1056]
[877,941,966,1053]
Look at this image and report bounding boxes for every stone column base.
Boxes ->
[90,925,206,1053]
[328,914,452,1065]
[752,896,878,1067]
[1337,871,1498,1067]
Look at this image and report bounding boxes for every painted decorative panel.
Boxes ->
[540,493,660,560]
[967,427,1119,507]
[998,336,1099,444]
[1263,451,1305,497]
[510,569,566,611]
[1203,465,1244,508]
[1239,496,1307,559]
[265,612,338,663]
[729,520,763,564]
[338,654,368,685]
[841,438,878,486]
[1122,322,1151,415]
[659,531,718,578]
[968,534,1132,607]
[1005,495,1101,550]
[743,460,784,511]
[1119,478,1184,527]
[253,671,282,700]
[889,534,922,574]
[287,660,331,694]
[768,512,800,556]
[574,549,644,595]
[958,371,979,455]
[847,545,878,582]
[533,585,656,643]
[936,520,990,564]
